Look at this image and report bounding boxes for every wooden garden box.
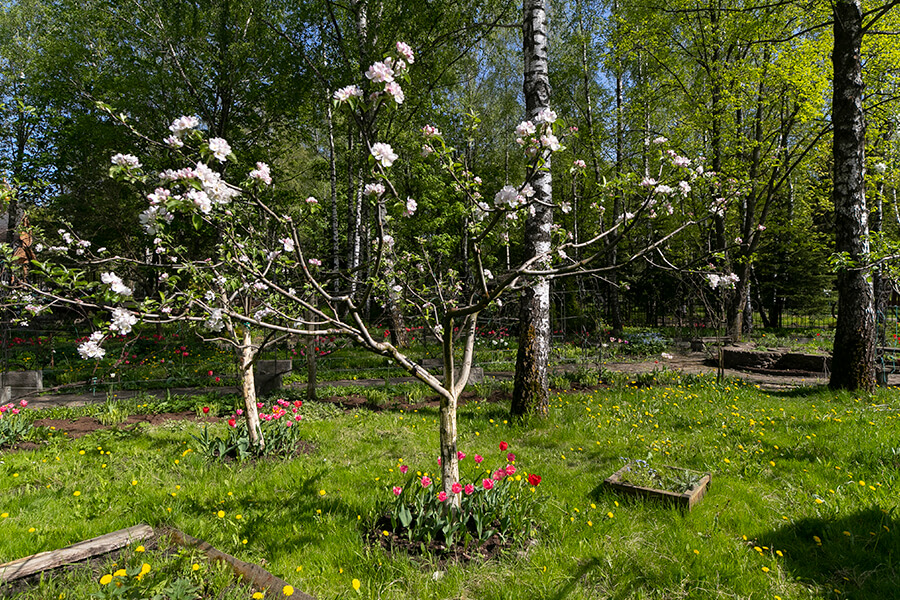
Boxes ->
[604,465,711,511]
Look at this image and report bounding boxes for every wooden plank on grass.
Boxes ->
[168,528,314,600]
[0,523,154,583]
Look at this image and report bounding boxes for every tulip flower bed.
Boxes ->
[1,379,898,600]
[376,442,542,558]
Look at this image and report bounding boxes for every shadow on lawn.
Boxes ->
[754,507,899,599]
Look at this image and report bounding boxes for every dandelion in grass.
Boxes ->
[352,579,361,591]
[283,586,294,597]
[217,510,225,518]
[99,574,113,585]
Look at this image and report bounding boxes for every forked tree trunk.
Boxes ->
[238,328,264,449]
[512,0,552,418]
[830,0,875,392]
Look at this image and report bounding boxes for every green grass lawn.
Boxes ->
[1,378,898,599]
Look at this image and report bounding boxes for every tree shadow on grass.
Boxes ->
[754,507,899,599]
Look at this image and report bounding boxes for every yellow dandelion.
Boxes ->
[607,512,614,519]
[352,579,361,591]
[135,545,145,552]
[319,489,326,496]
[762,567,770,573]
[253,593,265,599]
[217,510,225,518]
[114,569,127,577]
[192,564,200,571]
[283,585,294,596]
[99,574,113,585]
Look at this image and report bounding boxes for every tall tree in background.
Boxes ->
[512,0,553,417]
[829,0,899,391]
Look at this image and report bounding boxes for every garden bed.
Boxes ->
[604,464,711,511]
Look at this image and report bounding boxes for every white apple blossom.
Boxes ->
[494,185,523,208]
[305,196,319,205]
[169,115,200,136]
[541,134,561,151]
[208,137,231,162]
[109,307,138,335]
[640,177,657,187]
[385,81,405,104]
[100,272,132,296]
[535,107,557,124]
[111,153,141,168]
[396,41,415,63]
[77,331,106,360]
[371,142,398,168]
[422,124,441,138]
[652,136,668,144]
[678,181,692,196]
[365,61,395,83]
[404,197,417,216]
[333,85,362,102]
[249,162,271,185]
[672,155,692,168]
[516,121,536,137]
[364,182,385,196]
[205,309,225,332]
[164,135,184,148]
[281,237,295,252]
[187,189,212,214]
[654,184,674,195]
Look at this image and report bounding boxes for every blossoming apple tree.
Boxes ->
[2,42,737,505]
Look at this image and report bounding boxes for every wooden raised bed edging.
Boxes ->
[167,528,314,600]
[0,524,313,599]
[604,465,711,511]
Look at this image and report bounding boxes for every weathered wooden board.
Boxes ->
[168,528,313,599]
[0,524,154,582]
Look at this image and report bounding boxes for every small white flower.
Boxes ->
[208,137,231,162]
[109,307,138,335]
[516,121,536,137]
[535,108,557,124]
[169,115,200,136]
[249,162,271,185]
[333,85,362,102]
[364,183,385,197]
[111,153,141,168]
[371,142,398,168]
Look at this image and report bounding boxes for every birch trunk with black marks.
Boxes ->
[512,0,552,418]
[830,0,875,392]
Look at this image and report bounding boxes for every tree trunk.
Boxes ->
[238,328,264,449]
[830,0,875,392]
[306,318,317,402]
[608,0,624,336]
[512,0,552,418]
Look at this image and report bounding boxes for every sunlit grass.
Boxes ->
[1,379,898,599]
